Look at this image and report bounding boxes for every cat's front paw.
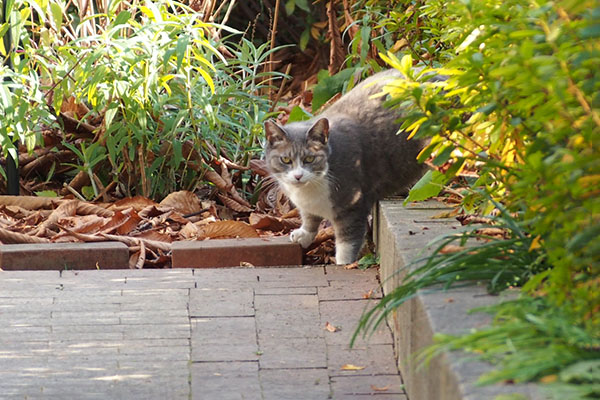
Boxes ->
[290,228,317,248]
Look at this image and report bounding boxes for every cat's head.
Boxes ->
[264,118,330,187]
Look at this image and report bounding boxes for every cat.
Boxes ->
[264,69,428,264]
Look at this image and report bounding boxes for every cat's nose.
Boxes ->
[294,173,303,181]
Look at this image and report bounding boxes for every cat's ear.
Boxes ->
[264,120,287,145]
[307,118,329,144]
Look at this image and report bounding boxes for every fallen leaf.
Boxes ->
[239,261,255,267]
[362,289,374,299]
[341,364,366,371]
[324,322,339,333]
[431,208,459,219]
[370,384,390,392]
[476,227,507,238]
[218,193,253,213]
[199,220,259,239]
[159,190,202,215]
[344,261,359,269]
[111,196,158,211]
[439,244,466,254]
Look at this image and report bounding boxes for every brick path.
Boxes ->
[0,267,406,399]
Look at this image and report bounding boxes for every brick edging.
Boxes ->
[374,199,543,400]
[0,237,302,270]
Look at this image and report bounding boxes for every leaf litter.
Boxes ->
[0,185,335,268]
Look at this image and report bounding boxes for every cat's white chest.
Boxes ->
[282,179,334,221]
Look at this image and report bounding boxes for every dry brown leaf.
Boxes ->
[362,289,374,299]
[111,196,158,212]
[199,220,259,239]
[99,233,171,252]
[138,205,170,219]
[476,227,508,238]
[431,208,459,219]
[61,96,90,119]
[218,194,253,213]
[249,159,269,177]
[0,227,51,244]
[75,202,114,218]
[370,384,390,392]
[61,214,108,234]
[180,222,202,239]
[249,213,301,232]
[0,195,61,210]
[439,244,466,254]
[133,230,173,243]
[341,364,365,371]
[344,261,359,269]
[34,200,78,236]
[97,209,140,235]
[324,322,339,333]
[159,190,202,215]
[239,261,255,267]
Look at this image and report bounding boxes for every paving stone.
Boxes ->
[193,268,261,289]
[254,286,317,295]
[318,280,383,301]
[191,361,261,400]
[122,324,191,340]
[258,336,327,369]
[46,332,126,341]
[260,368,331,400]
[172,237,302,268]
[189,288,254,317]
[327,344,399,376]
[0,242,129,270]
[255,294,323,339]
[191,317,258,362]
[256,266,328,287]
[329,375,406,399]
[48,338,190,349]
[319,300,393,346]
[324,265,379,283]
[0,266,403,400]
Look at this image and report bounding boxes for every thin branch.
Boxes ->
[268,0,281,101]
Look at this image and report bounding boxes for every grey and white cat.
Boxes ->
[264,69,428,264]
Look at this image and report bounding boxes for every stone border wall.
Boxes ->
[374,199,543,400]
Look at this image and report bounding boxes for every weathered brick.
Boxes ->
[171,237,302,268]
[0,242,129,270]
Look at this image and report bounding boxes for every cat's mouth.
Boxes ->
[288,180,307,186]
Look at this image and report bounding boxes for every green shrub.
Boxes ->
[1,0,282,198]
[357,0,599,397]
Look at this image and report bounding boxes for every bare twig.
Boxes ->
[215,0,236,37]
[62,183,87,201]
[268,0,281,101]
[269,63,292,112]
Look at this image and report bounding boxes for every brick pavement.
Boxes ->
[0,267,407,399]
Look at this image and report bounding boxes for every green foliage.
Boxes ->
[311,67,358,112]
[421,297,600,399]
[1,0,282,199]
[357,253,379,270]
[354,206,547,340]
[355,0,599,396]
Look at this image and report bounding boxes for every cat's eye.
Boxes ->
[304,155,315,163]
[280,156,292,164]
